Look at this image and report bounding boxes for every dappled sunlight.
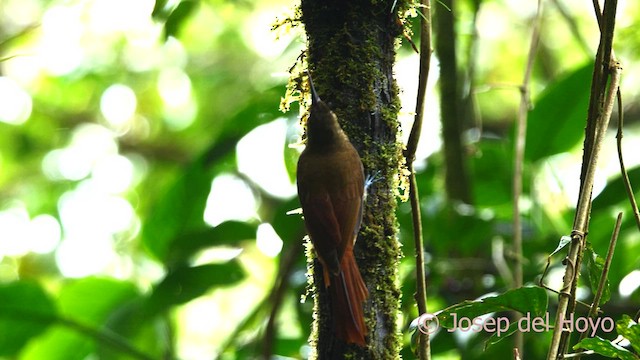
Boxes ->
[28,214,62,254]
[0,204,33,257]
[39,4,85,75]
[0,77,32,125]
[0,204,61,261]
[204,174,259,227]
[247,6,297,60]
[176,245,277,359]
[58,181,136,236]
[55,232,116,278]
[619,270,640,298]
[237,118,297,199]
[158,66,197,130]
[91,154,136,194]
[42,124,118,181]
[100,84,137,128]
[0,0,639,358]
[395,54,442,169]
[257,223,284,258]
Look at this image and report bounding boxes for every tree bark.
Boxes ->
[300,0,405,358]
[434,0,472,204]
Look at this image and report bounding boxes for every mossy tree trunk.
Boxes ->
[300,0,406,358]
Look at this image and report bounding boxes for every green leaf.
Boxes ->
[165,221,257,267]
[585,244,611,305]
[550,235,572,257]
[483,320,520,350]
[617,315,640,354]
[525,62,593,162]
[21,278,139,360]
[147,261,246,314]
[142,155,215,262]
[142,85,287,264]
[152,0,170,18]
[57,278,139,325]
[0,281,57,356]
[574,336,639,360]
[593,166,640,210]
[436,287,548,329]
[284,119,300,184]
[164,1,198,40]
[470,139,513,207]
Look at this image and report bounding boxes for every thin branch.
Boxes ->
[1,310,155,360]
[546,0,620,358]
[405,1,432,159]
[539,284,602,312]
[592,0,603,29]
[513,0,544,354]
[576,212,622,354]
[615,90,640,231]
[262,240,304,358]
[550,0,591,56]
[56,317,157,360]
[405,1,432,359]
[0,24,40,50]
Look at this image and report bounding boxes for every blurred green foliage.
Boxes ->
[0,0,639,359]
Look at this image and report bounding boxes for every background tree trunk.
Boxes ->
[300,0,405,358]
[434,0,473,204]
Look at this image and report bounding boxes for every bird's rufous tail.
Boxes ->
[329,249,368,346]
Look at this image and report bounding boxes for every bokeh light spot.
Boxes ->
[256,223,283,258]
[236,118,296,198]
[0,77,32,125]
[0,205,31,257]
[91,154,135,194]
[28,214,61,254]
[619,270,640,298]
[157,67,196,130]
[204,174,257,227]
[56,233,115,278]
[100,84,137,127]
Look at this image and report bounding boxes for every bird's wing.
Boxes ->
[331,167,364,256]
[299,187,343,275]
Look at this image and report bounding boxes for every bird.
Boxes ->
[296,72,368,346]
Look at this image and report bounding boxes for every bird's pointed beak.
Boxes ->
[307,71,321,105]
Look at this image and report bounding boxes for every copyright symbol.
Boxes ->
[417,313,439,335]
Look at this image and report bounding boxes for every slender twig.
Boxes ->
[404,1,432,359]
[512,0,544,354]
[550,0,591,56]
[56,317,157,360]
[217,296,270,359]
[546,1,620,358]
[0,310,155,360]
[592,0,603,29]
[575,212,622,355]
[615,90,640,231]
[262,240,304,358]
[539,283,602,312]
[0,24,39,50]
[564,350,595,358]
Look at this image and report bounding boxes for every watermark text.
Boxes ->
[416,312,615,337]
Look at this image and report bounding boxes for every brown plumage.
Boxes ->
[296,75,368,346]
